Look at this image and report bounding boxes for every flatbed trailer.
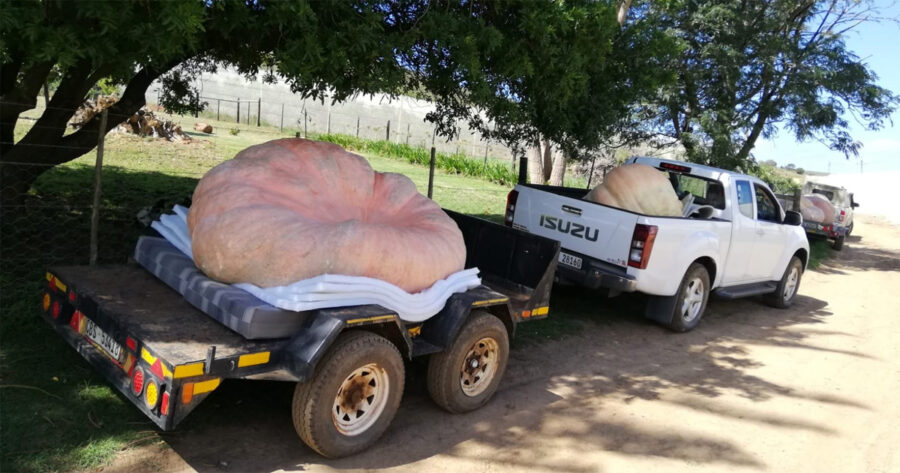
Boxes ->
[39,211,559,457]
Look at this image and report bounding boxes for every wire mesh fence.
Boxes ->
[2,99,518,308]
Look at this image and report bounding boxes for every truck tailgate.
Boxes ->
[514,186,638,268]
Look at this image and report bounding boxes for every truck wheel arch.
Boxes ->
[793,248,809,271]
[693,256,717,288]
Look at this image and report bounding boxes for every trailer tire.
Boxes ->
[292,330,404,458]
[427,311,509,413]
[666,263,710,332]
[766,256,803,309]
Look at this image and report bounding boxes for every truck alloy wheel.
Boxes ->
[428,311,509,413]
[767,256,803,309]
[292,331,404,458]
[667,263,710,332]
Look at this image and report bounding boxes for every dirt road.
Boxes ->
[99,216,900,473]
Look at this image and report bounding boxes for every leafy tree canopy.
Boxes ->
[637,0,898,171]
[0,0,670,201]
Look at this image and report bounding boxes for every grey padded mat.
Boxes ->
[134,236,309,339]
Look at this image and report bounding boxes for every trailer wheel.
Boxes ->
[292,331,404,458]
[427,311,509,413]
[766,256,803,309]
[666,263,710,332]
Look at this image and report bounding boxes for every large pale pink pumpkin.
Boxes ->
[187,139,466,292]
[584,163,682,217]
[800,194,835,224]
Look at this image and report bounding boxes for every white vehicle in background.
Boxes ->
[505,157,810,332]
[803,180,859,246]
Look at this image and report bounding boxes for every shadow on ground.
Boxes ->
[163,283,867,472]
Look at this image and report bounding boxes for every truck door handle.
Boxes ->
[562,205,582,216]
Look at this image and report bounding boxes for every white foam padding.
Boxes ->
[151,205,481,322]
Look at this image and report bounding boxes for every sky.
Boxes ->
[753,1,900,175]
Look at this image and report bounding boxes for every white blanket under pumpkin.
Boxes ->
[151,205,481,322]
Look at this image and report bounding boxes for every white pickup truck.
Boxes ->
[505,156,810,331]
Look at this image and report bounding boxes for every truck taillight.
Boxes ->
[839,210,845,222]
[505,190,519,227]
[628,224,658,269]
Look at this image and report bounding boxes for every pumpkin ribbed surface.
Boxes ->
[584,163,682,217]
[800,194,835,224]
[187,139,466,293]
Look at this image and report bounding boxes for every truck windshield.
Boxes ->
[667,173,726,210]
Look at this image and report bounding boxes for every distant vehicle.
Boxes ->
[506,157,810,332]
[803,180,859,238]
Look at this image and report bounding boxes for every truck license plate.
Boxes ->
[558,252,583,269]
[84,318,122,361]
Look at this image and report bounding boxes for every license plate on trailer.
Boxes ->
[558,252,583,269]
[84,317,122,361]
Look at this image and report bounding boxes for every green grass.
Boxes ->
[807,238,832,269]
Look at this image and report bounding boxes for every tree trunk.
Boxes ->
[549,149,566,186]
[527,138,545,184]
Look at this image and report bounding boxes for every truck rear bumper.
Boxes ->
[556,256,637,292]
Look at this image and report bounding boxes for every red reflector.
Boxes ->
[49,277,57,292]
[52,301,61,319]
[161,391,170,416]
[126,337,137,352]
[68,291,77,302]
[150,359,165,379]
[132,368,145,396]
[69,310,82,330]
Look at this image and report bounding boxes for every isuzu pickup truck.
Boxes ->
[505,157,810,331]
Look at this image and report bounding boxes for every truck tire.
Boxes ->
[427,311,509,413]
[846,222,854,236]
[292,330,404,458]
[832,235,844,251]
[666,263,710,332]
[766,256,803,309]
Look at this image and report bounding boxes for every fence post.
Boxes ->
[427,147,437,199]
[483,141,489,167]
[89,109,109,265]
[793,187,802,211]
[518,156,528,184]
[280,103,284,131]
[303,110,308,138]
[327,112,331,134]
[432,127,436,146]
[257,98,261,126]
[406,124,410,145]
[246,102,250,125]
[216,99,221,121]
[386,120,391,142]
[356,116,360,137]
[236,98,240,123]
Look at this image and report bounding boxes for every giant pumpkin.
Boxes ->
[800,194,835,224]
[584,163,682,217]
[187,139,466,293]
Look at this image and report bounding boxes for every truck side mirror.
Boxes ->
[783,210,803,226]
[851,202,860,208]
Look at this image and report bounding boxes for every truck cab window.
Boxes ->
[735,180,754,219]
[754,183,779,222]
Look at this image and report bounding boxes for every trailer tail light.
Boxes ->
[161,391,171,416]
[69,310,83,332]
[628,224,658,269]
[52,301,61,319]
[505,190,519,227]
[132,368,145,396]
[144,379,159,409]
